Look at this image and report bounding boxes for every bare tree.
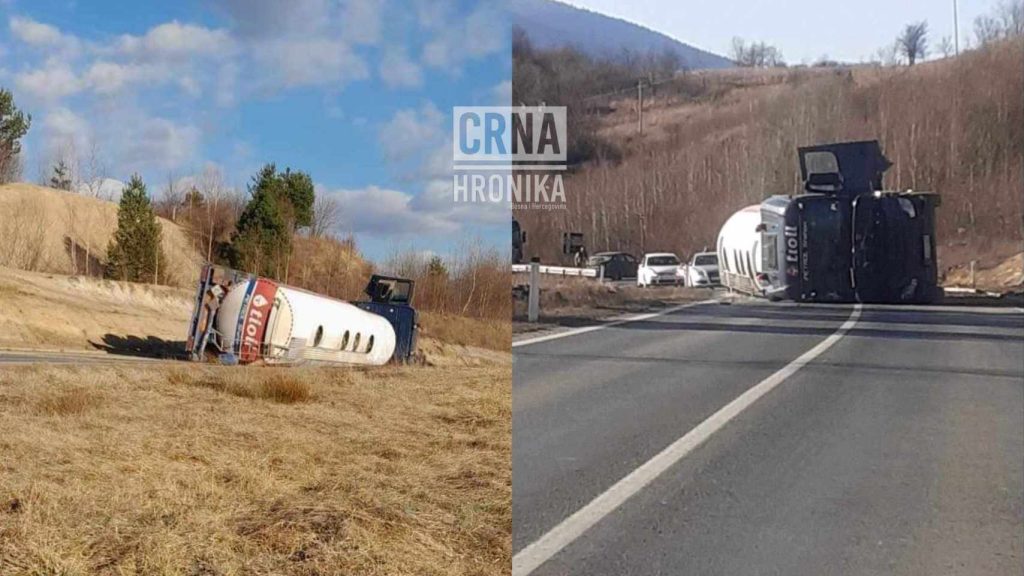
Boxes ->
[997,0,1024,37]
[731,37,785,67]
[309,193,341,239]
[77,138,108,199]
[938,36,954,57]
[897,21,929,65]
[874,41,902,66]
[198,164,227,261]
[975,15,1003,45]
[159,171,183,222]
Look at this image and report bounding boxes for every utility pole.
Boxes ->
[953,0,960,55]
[637,80,644,135]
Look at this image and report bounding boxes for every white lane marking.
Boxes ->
[800,302,1024,315]
[512,300,719,348]
[512,304,863,576]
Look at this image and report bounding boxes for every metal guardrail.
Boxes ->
[514,262,602,322]
[512,264,598,278]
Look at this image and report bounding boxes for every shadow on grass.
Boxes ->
[90,334,187,360]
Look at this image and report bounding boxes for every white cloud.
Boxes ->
[115,21,235,60]
[41,106,91,159]
[216,0,332,38]
[15,61,81,101]
[9,16,62,46]
[322,184,459,236]
[377,103,444,161]
[422,3,504,70]
[254,38,368,89]
[8,16,82,60]
[412,177,509,226]
[413,0,453,30]
[76,178,126,202]
[379,46,423,89]
[491,80,511,105]
[341,0,383,45]
[121,117,201,172]
[83,61,150,94]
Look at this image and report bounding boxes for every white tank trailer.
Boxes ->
[186,265,416,366]
[717,204,767,297]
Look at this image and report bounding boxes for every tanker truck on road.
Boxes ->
[186,265,417,366]
[717,140,941,304]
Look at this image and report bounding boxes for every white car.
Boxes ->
[637,252,683,287]
[681,252,720,287]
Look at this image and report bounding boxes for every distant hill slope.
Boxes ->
[0,183,202,287]
[510,0,732,70]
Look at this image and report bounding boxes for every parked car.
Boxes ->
[680,251,720,287]
[587,251,638,281]
[637,252,683,287]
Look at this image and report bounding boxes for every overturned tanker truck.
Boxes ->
[186,264,417,365]
[718,140,942,304]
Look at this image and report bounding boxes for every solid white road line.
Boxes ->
[512,304,864,576]
[512,299,719,348]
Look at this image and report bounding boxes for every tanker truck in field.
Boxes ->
[186,265,417,366]
[717,140,941,304]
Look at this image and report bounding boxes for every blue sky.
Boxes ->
[565,0,1006,64]
[0,0,511,261]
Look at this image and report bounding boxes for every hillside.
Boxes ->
[514,40,1024,285]
[509,0,732,70]
[0,183,202,287]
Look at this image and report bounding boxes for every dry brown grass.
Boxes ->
[0,360,511,575]
[420,313,511,352]
[34,386,104,416]
[0,183,202,287]
[512,275,714,323]
[167,369,316,404]
[0,265,193,353]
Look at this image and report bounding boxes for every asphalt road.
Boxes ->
[0,350,167,365]
[513,300,1024,575]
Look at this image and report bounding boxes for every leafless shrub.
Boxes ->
[259,374,313,403]
[0,196,49,271]
[380,240,512,321]
[169,369,314,404]
[731,37,785,67]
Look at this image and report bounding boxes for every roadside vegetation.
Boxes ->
[512,275,713,327]
[0,362,510,575]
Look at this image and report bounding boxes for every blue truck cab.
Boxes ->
[356,275,418,363]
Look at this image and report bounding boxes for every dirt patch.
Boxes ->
[944,252,1024,293]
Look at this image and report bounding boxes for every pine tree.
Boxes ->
[106,174,167,284]
[0,88,31,184]
[226,164,315,278]
[428,256,448,278]
[50,159,72,190]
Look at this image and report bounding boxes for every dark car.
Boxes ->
[587,251,638,281]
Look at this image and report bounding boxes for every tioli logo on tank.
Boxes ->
[239,280,277,362]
